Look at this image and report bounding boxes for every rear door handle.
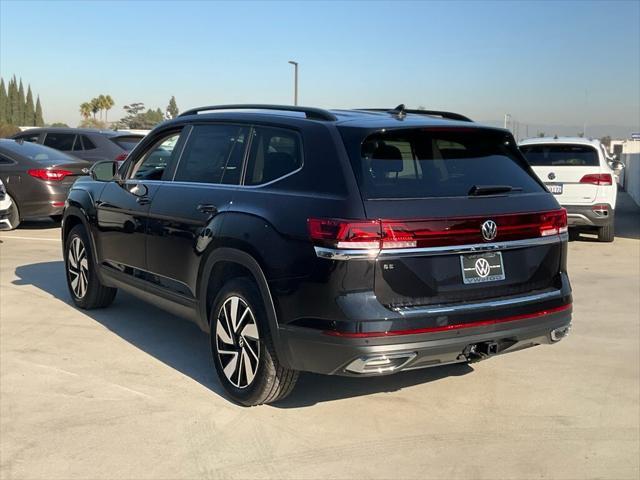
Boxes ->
[197,204,218,215]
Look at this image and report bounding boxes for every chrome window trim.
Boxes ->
[392,289,564,317]
[314,233,568,261]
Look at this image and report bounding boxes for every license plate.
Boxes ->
[460,252,505,284]
[546,183,563,195]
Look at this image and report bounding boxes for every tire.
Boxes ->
[5,195,20,230]
[64,224,117,309]
[210,277,298,406]
[598,221,615,242]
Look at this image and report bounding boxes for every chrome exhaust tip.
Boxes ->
[550,324,571,342]
[345,352,417,374]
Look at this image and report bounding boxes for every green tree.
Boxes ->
[24,85,35,126]
[8,76,20,125]
[0,78,7,123]
[166,96,179,119]
[79,102,92,120]
[90,97,100,119]
[35,96,44,126]
[104,95,115,124]
[17,79,25,125]
[50,122,69,127]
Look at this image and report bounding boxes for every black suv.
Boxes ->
[62,104,572,406]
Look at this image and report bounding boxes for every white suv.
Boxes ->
[519,137,623,242]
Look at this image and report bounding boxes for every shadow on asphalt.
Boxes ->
[18,218,61,230]
[12,260,472,407]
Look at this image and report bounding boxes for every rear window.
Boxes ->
[0,140,74,164]
[520,144,599,167]
[345,128,543,199]
[111,135,143,151]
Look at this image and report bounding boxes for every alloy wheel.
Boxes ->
[68,237,89,299]
[215,296,261,389]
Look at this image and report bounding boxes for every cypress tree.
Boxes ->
[9,76,20,125]
[35,96,44,126]
[25,85,35,126]
[166,96,179,118]
[0,78,7,123]
[17,79,25,125]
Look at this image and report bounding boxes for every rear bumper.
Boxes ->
[278,305,572,375]
[565,204,613,227]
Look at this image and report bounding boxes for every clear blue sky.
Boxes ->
[1,0,639,129]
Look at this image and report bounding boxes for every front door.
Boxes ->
[95,129,185,273]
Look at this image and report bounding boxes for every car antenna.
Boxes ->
[389,104,407,118]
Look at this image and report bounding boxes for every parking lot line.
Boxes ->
[0,235,60,242]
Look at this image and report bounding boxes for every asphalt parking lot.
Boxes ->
[1,194,638,480]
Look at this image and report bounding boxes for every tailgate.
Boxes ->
[364,197,566,309]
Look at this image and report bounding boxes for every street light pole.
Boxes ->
[504,113,511,130]
[288,60,298,106]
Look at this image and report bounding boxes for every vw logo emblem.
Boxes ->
[481,220,497,241]
[474,258,491,278]
[548,172,556,180]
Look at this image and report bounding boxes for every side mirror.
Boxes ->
[90,160,120,182]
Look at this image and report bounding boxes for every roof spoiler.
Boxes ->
[359,104,473,122]
[178,104,337,121]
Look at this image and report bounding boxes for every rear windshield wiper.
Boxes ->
[468,185,522,196]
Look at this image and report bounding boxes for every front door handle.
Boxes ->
[136,196,151,205]
[197,204,218,215]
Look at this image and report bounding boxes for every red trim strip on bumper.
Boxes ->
[325,303,572,338]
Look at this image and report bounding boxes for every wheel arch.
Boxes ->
[197,247,289,366]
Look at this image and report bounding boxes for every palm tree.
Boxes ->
[104,95,115,124]
[79,102,92,120]
[90,98,100,119]
[97,95,107,121]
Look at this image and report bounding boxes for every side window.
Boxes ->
[245,127,302,185]
[130,132,181,180]
[173,124,249,184]
[81,135,96,150]
[0,155,14,164]
[43,133,76,151]
[72,136,83,151]
[16,133,39,143]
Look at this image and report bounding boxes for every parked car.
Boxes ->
[0,178,13,230]
[62,104,572,406]
[519,137,622,242]
[11,128,144,164]
[0,139,90,229]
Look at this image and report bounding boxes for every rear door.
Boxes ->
[339,126,565,310]
[520,143,602,205]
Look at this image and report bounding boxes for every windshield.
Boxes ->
[0,140,76,164]
[520,144,599,167]
[343,128,543,199]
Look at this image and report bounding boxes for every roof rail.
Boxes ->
[177,104,338,121]
[359,105,473,122]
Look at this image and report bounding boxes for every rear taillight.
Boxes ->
[308,219,381,249]
[580,173,612,185]
[27,169,73,181]
[539,208,568,236]
[309,209,568,250]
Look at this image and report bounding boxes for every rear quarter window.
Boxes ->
[344,128,543,199]
[520,144,599,167]
[111,136,143,151]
